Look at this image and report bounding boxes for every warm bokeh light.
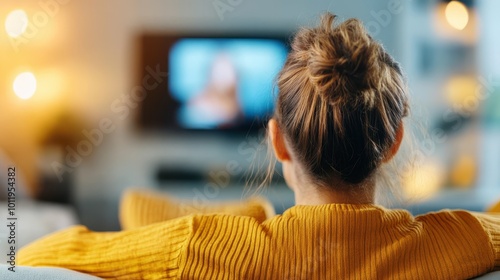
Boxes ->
[445,1,469,30]
[5,9,29,38]
[13,72,37,100]
[450,154,477,188]
[33,69,68,108]
[444,75,478,110]
[403,161,445,200]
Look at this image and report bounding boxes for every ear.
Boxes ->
[383,122,404,163]
[268,119,291,162]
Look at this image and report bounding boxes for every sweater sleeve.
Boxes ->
[18,216,193,279]
[474,212,500,269]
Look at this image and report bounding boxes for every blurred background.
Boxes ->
[0,0,499,250]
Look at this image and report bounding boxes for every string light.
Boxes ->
[13,72,37,100]
[445,1,469,30]
[5,9,29,38]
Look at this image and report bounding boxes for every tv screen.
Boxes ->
[170,38,288,129]
[138,35,289,133]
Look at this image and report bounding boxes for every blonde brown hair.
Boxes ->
[273,13,409,188]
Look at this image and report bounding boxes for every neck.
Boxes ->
[293,181,375,206]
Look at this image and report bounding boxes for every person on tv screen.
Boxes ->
[184,52,243,129]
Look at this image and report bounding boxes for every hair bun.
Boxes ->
[306,14,380,106]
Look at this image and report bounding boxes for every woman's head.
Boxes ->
[269,13,409,191]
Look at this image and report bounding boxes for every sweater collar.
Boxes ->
[283,203,410,221]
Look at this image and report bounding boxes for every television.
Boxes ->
[137,34,290,133]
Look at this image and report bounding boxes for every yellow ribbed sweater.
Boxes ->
[18,192,500,280]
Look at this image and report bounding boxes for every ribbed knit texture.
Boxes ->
[18,217,192,279]
[119,189,276,230]
[475,212,500,269]
[19,204,500,279]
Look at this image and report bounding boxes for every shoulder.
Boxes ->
[414,209,491,237]
[415,209,495,231]
[189,212,276,234]
[416,210,498,267]
[416,209,481,222]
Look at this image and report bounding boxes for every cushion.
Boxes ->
[0,264,101,279]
